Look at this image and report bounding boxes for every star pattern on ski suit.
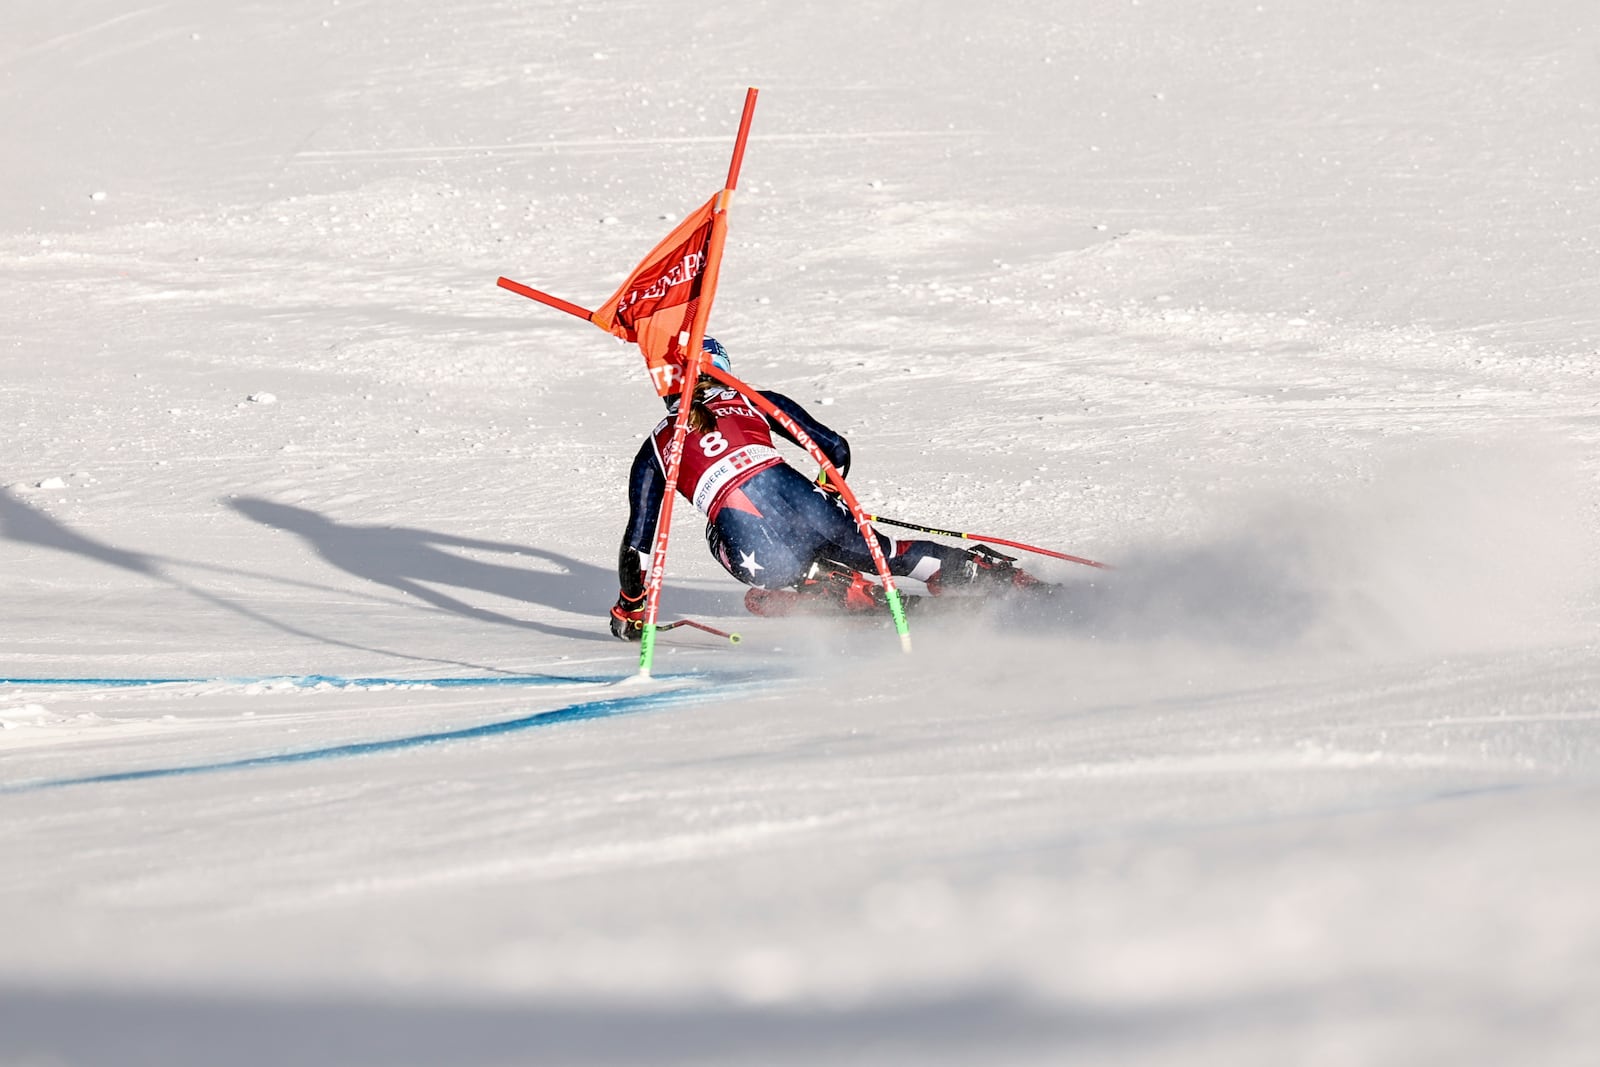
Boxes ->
[813,483,850,514]
[739,550,763,575]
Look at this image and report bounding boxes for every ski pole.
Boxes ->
[658,619,743,644]
[866,515,1112,570]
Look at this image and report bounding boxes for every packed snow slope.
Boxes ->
[3,1,1599,1064]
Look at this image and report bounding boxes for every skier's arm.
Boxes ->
[617,439,663,599]
[610,439,662,640]
[759,390,851,477]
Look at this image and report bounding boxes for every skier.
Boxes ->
[609,338,1038,640]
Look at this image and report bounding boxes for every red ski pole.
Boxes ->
[658,619,742,644]
[866,514,1112,570]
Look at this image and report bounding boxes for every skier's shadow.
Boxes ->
[229,498,733,641]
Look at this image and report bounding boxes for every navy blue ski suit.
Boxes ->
[616,388,968,599]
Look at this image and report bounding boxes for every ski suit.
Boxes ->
[616,387,969,598]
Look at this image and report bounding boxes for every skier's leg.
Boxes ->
[704,506,811,590]
[706,466,889,613]
[769,467,1039,594]
[746,466,973,590]
[720,465,1042,604]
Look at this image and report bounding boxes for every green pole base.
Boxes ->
[637,623,659,677]
[883,587,913,653]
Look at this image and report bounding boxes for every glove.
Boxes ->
[609,590,646,641]
[814,470,849,514]
[815,470,845,499]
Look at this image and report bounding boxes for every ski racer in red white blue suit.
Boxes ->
[609,338,1024,639]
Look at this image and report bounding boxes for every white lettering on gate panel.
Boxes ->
[616,251,705,317]
[650,363,684,391]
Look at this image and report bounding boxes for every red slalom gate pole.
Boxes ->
[635,90,760,679]
[636,349,705,679]
[725,88,759,191]
[496,277,594,322]
[867,514,1113,570]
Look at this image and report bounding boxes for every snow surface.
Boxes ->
[4,1,1599,1064]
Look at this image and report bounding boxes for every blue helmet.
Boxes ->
[702,336,732,374]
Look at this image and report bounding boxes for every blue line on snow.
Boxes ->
[1,682,752,795]
[0,674,620,689]
[1,678,199,688]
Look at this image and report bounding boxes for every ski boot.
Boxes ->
[946,544,1049,595]
[802,564,883,613]
[743,562,921,618]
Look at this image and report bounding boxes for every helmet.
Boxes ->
[701,336,732,374]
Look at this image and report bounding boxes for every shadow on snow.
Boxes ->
[227,497,738,640]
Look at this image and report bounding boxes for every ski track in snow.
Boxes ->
[4,1,1600,1065]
